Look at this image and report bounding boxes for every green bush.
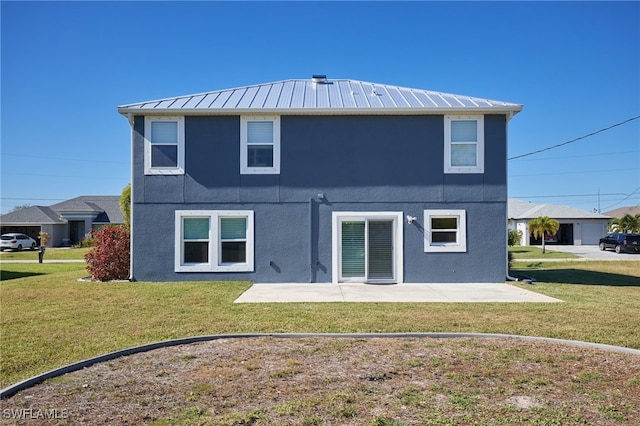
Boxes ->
[76,234,95,248]
[508,229,523,246]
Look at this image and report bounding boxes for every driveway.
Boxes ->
[544,244,640,261]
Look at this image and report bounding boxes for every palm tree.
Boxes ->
[120,184,131,230]
[609,214,640,233]
[528,216,560,254]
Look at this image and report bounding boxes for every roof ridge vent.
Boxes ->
[311,75,328,84]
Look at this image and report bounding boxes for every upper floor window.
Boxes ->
[240,116,280,174]
[144,116,185,175]
[444,115,484,174]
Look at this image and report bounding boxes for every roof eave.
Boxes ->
[0,220,65,225]
[117,106,523,117]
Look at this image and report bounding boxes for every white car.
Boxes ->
[0,233,37,251]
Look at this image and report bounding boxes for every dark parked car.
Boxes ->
[599,233,640,254]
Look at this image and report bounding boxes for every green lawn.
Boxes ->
[508,245,578,259]
[0,247,90,261]
[1,259,639,388]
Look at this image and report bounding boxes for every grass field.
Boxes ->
[1,256,639,389]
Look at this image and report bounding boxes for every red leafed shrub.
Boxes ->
[84,226,130,281]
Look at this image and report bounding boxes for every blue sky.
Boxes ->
[2,1,639,214]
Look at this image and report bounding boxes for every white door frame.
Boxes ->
[331,211,403,284]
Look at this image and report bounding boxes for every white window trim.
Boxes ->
[444,115,484,174]
[240,115,280,174]
[175,210,254,272]
[424,209,467,253]
[144,116,185,175]
[331,211,403,284]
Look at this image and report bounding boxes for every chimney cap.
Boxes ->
[311,75,328,84]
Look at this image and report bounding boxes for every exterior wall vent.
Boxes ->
[312,75,328,84]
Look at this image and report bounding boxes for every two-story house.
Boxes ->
[118,76,522,283]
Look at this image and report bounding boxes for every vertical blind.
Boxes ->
[341,221,365,277]
[367,220,393,279]
[341,220,394,279]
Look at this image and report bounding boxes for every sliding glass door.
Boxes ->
[334,213,402,283]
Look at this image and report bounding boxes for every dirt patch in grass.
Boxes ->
[3,337,639,425]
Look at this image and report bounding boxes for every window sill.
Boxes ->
[145,168,185,175]
[444,167,484,174]
[424,244,467,253]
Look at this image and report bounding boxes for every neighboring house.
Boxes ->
[117,76,522,283]
[508,198,610,246]
[603,206,640,219]
[0,196,124,247]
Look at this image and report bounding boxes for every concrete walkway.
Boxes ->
[234,282,562,303]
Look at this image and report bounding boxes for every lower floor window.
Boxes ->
[424,209,467,252]
[220,217,248,263]
[175,210,254,272]
[183,217,210,263]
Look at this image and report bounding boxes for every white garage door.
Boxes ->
[581,222,605,245]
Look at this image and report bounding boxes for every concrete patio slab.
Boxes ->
[234,283,562,303]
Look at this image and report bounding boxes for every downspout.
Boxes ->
[506,216,519,281]
[127,112,135,281]
[504,109,532,283]
[309,197,314,283]
[505,109,517,282]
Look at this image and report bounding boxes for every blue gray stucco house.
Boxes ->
[118,76,522,283]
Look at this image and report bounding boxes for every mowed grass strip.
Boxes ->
[1,260,639,388]
[0,247,89,261]
[509,246,578,259]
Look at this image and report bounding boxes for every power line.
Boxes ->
[509,150,639,162]
[9,173,127,180]
[2,153,128,164]
[600,186,640,211]
[512,192,629,199]
[508,115,640,161]
[511,167,638,178]
[0,197,67,201]
[512,190,640,212]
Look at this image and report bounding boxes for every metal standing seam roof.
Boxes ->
[117,78,522,116]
